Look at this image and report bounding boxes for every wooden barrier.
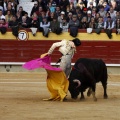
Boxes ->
[0,29,120,64]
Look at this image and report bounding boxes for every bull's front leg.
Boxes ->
[91,84,97,101]
[80,91,85,100]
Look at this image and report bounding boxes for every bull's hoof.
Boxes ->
[80,97,85,101]
[104,95,108,99]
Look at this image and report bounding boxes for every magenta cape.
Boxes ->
[22,55,62,71]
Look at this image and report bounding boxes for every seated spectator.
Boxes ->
[91,7,97,18]
[0,18,8,28]
[47,2,56,13]
[4,4,15,15]
[17,6,27,17]
[69,1,76,14]
[86,10,92,23]
[66,12,73,22]
[60,16,69,32]
[104,16,115,39]
[50,16,62,34]
[115,18,120,34]
[109,7,116,22]
[78,1,85,12]
[5,10,13,23]
[0,9,5,19]
[103,12,110,22]
[39,16,50,37]
[87,0,96,10]
[58,11,65,23]
[0,18,8,34]
[30,1,39,17]
[82,7,87,17]
[87,2,95,11]
[47,12,55,22]
[80,16,89,29]
[9,15,18,27]
[20,16,30,28]
[36,6,44,17]
[38,11,46,22]
[103,2,110,12]
[38,0,47,12]
[94,12,101,23]
[96,16,104,29]
[54,5,61,17]
[77,11,83,23]
[69,14,79,37]
[115,11,120,21]
[30,12,39,28]
[98,5,107,18]
[59,0,70,13]
[88,17,96,29]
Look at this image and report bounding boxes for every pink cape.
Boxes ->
[22,55,62,71]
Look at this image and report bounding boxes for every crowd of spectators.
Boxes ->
[0,0,120,38]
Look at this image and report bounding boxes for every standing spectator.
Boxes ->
[69,14,80,37]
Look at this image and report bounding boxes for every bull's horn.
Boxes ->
[73,79,81,88]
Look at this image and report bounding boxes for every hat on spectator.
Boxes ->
[83,8,87,11]
[68,12,72,15]
[90,2,93,5]
[61,11,65,15]
[34,1,38,4]
[72,15,77,18]
[87,10,91,14]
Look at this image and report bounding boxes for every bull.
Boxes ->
[68,58,108,101]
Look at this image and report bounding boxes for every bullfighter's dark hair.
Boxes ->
[72,38,81,46]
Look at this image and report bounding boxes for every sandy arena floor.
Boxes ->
[0,72,120,120]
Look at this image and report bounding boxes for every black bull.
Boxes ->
[68,58,108,101]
